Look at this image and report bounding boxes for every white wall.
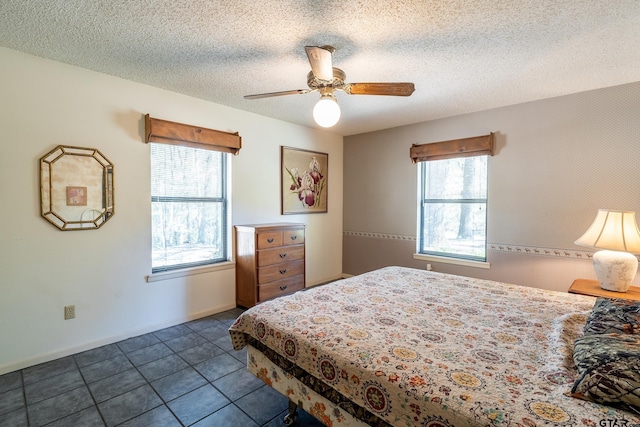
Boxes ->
[0,47,343,375]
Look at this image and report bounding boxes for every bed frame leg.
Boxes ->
[283,400,299,425]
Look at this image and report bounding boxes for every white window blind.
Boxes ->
[151,143,229,272]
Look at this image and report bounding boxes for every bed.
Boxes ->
[229,266,640,426]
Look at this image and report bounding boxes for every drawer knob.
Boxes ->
[279,269,287,274]
[267,238,274,243]
[279,285,287,291]
[279,253,287,259]
[290,235,297,240]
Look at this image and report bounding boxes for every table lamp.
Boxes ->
[574,209,640,292]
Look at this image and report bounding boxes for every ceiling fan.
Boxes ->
[244,46,416,127]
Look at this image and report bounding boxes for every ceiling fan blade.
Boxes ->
[305,46,334,81]
[344,82,415,96]
[244,89,312,99]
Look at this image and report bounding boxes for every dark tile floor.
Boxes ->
[0,308,325,427]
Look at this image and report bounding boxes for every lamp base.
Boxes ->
[592,250,638,292]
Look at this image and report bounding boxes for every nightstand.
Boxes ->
[568,278,640,302]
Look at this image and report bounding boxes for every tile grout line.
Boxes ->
[73,351,109,427]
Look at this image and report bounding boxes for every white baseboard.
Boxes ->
[0,303,237,376]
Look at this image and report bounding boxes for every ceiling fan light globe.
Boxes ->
[313,97,340,127]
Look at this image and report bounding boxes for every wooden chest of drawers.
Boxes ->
[235,223,305,308]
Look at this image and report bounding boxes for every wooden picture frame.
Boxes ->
[281,146,328,214]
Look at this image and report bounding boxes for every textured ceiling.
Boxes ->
[1,1,639,136]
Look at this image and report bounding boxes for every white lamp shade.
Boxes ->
[313,96,340,128]
[575,209,640,292]
[574,209,640,253]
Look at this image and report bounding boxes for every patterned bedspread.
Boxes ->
[229,266,640,426]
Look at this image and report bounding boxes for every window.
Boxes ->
[151,143,230,272]
[418,155,488,261]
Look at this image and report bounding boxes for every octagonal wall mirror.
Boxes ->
[40,145,114,230]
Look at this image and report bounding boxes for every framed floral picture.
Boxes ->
[281,146,328,214]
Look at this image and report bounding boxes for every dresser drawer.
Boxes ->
[257,231,283,249]
[257,245,304,267]
[283,229,305,246]
[258,259,304,284]
[258,275,304,302]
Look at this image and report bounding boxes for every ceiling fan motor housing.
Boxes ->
[307,68,346,90]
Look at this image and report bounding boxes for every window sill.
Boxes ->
[146,261,235,283]
[413,253,490,269]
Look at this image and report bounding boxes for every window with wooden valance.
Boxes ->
[410,133,494,163]
[144,114,242,155]
[145,114,239,274]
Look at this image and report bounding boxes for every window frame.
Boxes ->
[417,157,488,262]
[150,145,231,273]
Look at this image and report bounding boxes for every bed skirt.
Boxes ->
[247,344,372,427]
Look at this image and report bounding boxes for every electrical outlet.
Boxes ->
[64,305,75,320]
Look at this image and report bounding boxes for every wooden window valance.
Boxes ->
[410,133,494,163]
[144,114,241,155]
